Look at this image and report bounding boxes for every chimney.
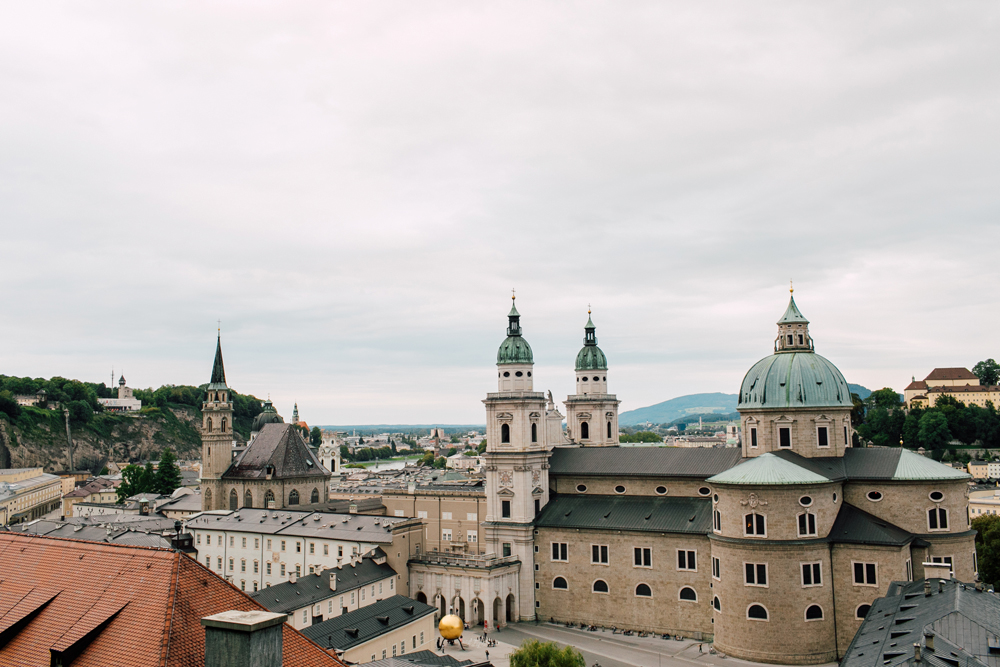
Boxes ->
[202,610,286,667]
[913,643,922,663]
[349,503,358,514]
[924,631,935,652]
[924,580,932,597]
[290,572,297,584]
[938,579,944,593]
[329,571,337,591]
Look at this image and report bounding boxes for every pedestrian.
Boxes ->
[485,650,490,662]
[699,644,703,654]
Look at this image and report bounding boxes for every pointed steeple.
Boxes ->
[774,286,813,353]
[209,333,227,388]
[777,295,809,325]
[507,292,522,337]
[583,306,597,347]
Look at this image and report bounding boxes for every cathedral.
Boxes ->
[199,334,331,512]
[406,292,975,665]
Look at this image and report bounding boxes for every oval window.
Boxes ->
[655,486,667,495]
[698,487,711,496]
[833,493,838,503]
[799,496,813,507]
[503,371,510,377]
[867,491,883,502]
[929,491,943,502]
[515,371,523,377]
[603,376,606,381]
[527,372,532,377]
[576,484,587,493]
[713,493,719,503]
[582,377,589,382]
[615,485,626,494]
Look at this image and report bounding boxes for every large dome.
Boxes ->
[251,400,284,432]
[739,351,853,410]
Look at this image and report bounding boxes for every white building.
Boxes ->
[97,375,142,412]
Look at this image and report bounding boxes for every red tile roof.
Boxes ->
[924,367,977,381]
[0,533,345,667]
[905,380,928,391]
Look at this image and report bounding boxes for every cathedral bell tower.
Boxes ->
[201,332,234,510]
[564,310,620,446]
[482,295,550,621]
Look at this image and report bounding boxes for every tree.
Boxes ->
[432,457,447,469]
[850,393,866,427]
[620,431,663,443]
[116,464,155,503]
[972,514,1000,586]
[446,447,458,457]
[66,399,93,424]
[310,426,322,446]
[867,388,903,411]
[919,411,952,450]
[154,448,182,495]
[509,640,585,667]
[476,441,487,455]
[339,445,351,461]
[418,451,436,467]
[902,411,922,448]
[973,359,1000,387]
[0,390,20,419]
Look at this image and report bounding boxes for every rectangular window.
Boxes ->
[217,557,222,570]
[801,562,822,586]
[296,542,301,553]
[817,427,829,448]
[197,534,201,545]
[242,537,247,548]
[392,645,397,657]
[394,509,405,517]
[417,511,428,519]
[420,632,424,645]
[779,427,791,448]
[591,545,609,564]
[844,425,849,445]
[338,546,343,557]
[254,561,259,573]
[413,635,417,649]
[241,560,246,572]
[502,543,512,557]
[798,513,817,536]
[267,562,272,575]
[281,540,286,552]
[853,562,877,586]
[467,512,478,521]
[280,564,286,576]
[750,427,758,448]
[296,564,301,576]
[552,543,568,561]
[712,556,721,580]
[442,512,453,520]
[442,529,453,541]
[324,544,329,555]
[230,536,234,547]
[205,556,210,568]
[744,513,766,536]
[905,559,912,581]
[467,531,478,543]
[744,562,768,586]
[501,501,511,519]
[206,535,211,545]
[255,538,259,549]
[303,610,308,623]
[351,592,355,604]
[677,550,696,571]
[361,589,365,601]
[309,543,315,555]
[267,539,271,550]
[634,547,652,568]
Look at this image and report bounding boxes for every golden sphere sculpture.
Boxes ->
[438,614,463,640]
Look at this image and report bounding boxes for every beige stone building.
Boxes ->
[0,467,63,525]
[904,367,1000,410]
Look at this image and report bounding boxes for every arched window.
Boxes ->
[855,604,871,620]
[797,512,817,536]
[244,490,253,508]
[928,507,948,530]
[206,417,213,432]
[747,604,768,620]
[679,587,697,601]
[635,583,651,597]
[501,424,510,444]
[744,512,766,536]
[592,580,609,593]
[311,488,320,504]
[288,490,300,505]
[205,488,212,508]
[581,422,589,440]
[553,577,568,589]
[805,605,824,621]
[229,489,238,510]
[713,510,722,532]
[221,418,227,433]
[264,489,275,507]
[531,423,537,443]
[712,596,721,611]
[607,421,612,438]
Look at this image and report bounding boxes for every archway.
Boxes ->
[473,598,485,626]
[416,591,427,604]
[505,594,515,622]
[493,597,502,627]
[438,594,446,619]
[456,596,466,621]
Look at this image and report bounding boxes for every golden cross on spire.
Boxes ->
[511,288,516,301]
[789,280,794,294]
[217,318,221,333]
[588,303,591,315]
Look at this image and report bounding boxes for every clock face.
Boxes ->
[499,471,513,486]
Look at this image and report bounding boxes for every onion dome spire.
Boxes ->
[575,307,608,371]
[497,292,533,364]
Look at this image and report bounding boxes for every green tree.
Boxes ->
[973,359,1000,387]
[902,411,922,448]
[620,431,662,443]
[339,445,352,462]
[0,390,21,419]
[918,411,952,450]
[476,441,487,455]
[509,640,585,667]
[446,447,458,457]
[310,426,322,446]
[154,448,182,495]
[66,400,93,424]
[867,388,903,410]
[116,464,154,502]
[433,457,447,469]
[972,514,1000,586]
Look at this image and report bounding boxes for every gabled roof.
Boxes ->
[301,595,436,651]
[224,423,330,480]
[251,556,397,614]
[925,368,977,382]
[841,578,1000,667]
[828,503,918,547]
[905,379,929,391]
[0,532,343,667]
[548,446,742,478]
[843,448,970,482]
[535,494,712,534]
[707,452,831,485]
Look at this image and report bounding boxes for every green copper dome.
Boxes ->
[739,352,852,410]
[575,314,607,371]
[497,300,534,365]
[251,399,284,432]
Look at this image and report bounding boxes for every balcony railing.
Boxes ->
[408,550,520,568]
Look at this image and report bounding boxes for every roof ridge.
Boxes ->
[160,549,181,667]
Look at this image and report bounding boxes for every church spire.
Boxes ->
[209,332,227,387]
[507,291,522,337]
[775,290,813,353]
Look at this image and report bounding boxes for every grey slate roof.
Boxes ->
[365,650,478,667]
[185,508,408,544]
[841,579,1000,667]
[843,448,971,482]
[251,556,397,614]
[223,423,329,480]
[535,494,712,534]
[828,503,919,547]
[301,595,436,651]
[548,447,742,478]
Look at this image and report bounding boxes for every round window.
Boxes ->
[515,371,523,377]
[929,491,943,502]
[615,485,626,494]
[527,372,532,377]
[713,494,719,503]
[867,491,883,502]
[576,484,587,493]
[698,487,711,496]
[799,496,813,507]
[655,486,667,495]
[503,371,510,377]
[582,377,589,382]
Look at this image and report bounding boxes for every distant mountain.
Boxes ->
[621,384,876,427]
[619,393,738,426]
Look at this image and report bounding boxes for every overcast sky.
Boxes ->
[1,2,998,425]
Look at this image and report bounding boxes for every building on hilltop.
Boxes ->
[904,367,1000,410]
[97,374,143,412]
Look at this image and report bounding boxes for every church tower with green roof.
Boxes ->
[201,331,234,511]
[563,310,620,446]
